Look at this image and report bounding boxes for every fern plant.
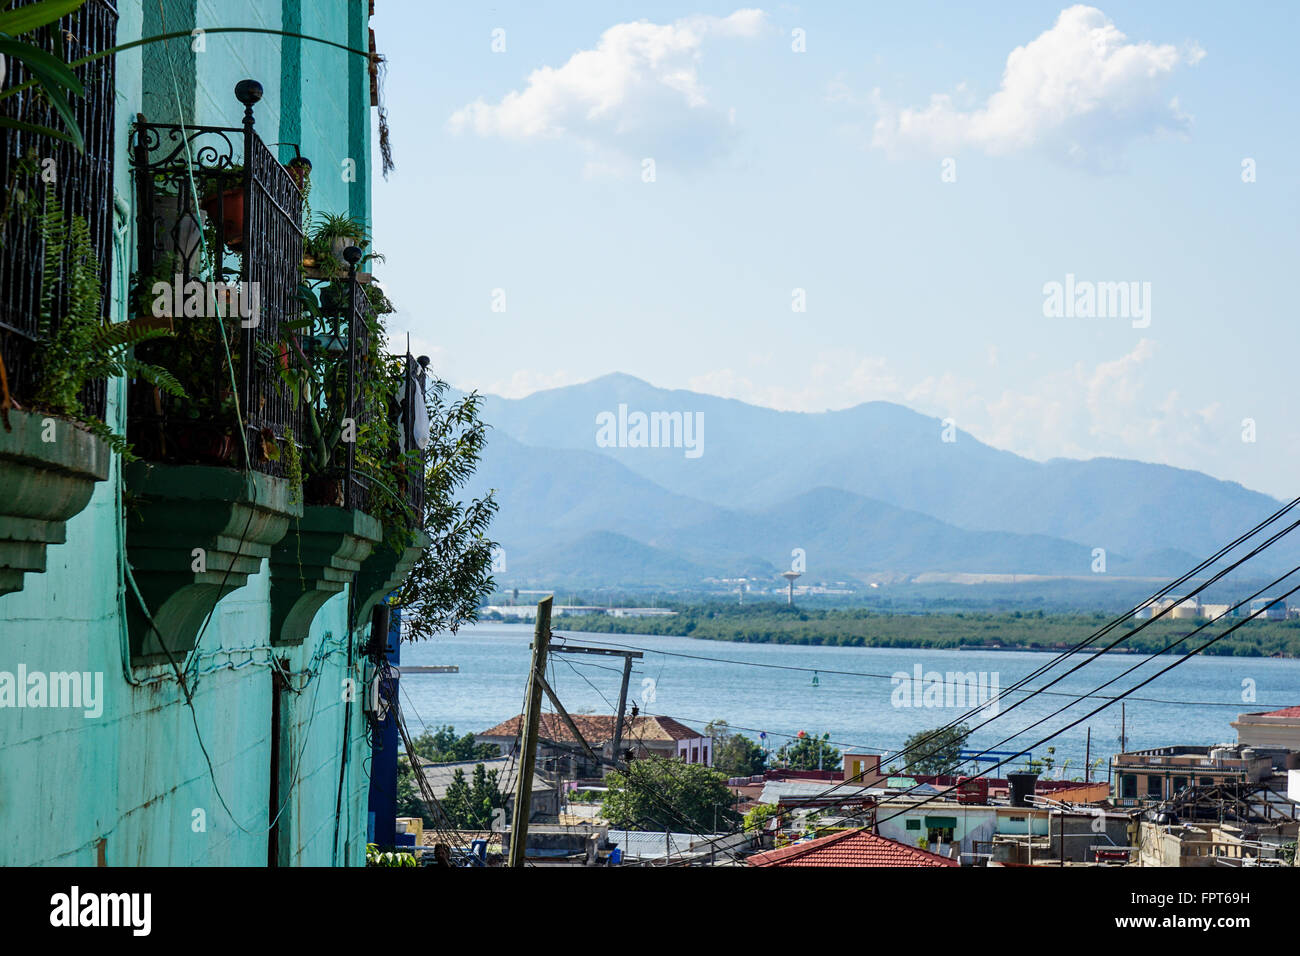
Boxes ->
[34,187,185,458]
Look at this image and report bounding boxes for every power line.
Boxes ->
[556,636,1292,710]
[669,513,1300,862]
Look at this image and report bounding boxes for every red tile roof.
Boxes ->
[747,828,959,868]
[1254,706,1300,718]
[477,713,705,744]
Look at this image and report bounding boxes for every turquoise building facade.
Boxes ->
[0,0,392,866]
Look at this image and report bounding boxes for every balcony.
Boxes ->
[120,80,428,653]
[127,79,305,474]
[0,0,117,596]
[122,80,308,656]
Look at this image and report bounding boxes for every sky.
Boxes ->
[368,1,1300,500]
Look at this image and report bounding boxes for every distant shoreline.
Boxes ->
[477,608,1300,659]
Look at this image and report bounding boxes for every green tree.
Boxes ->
[895,723,971,776]
[396,382,499,641]
[743,803,781,833]
[410,725,498,763]
[705,719,767,777]
[441,763,506,830]
[395,759,434,826]
[602,756,740,832]
[774,732,840,771]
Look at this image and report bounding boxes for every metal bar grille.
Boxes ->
[0,0,117,418]
[127,84,303,475]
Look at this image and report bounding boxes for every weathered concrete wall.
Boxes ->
[0,0,376,866]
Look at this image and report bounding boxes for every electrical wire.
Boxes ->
[666,514,1300,862]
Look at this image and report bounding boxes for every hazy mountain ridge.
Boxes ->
[462,375,1286,588]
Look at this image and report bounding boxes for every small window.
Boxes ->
[1120,775,1138,798]
[905,819,920,831]
[1200,776,1214,786]
[1173,776,1188,792]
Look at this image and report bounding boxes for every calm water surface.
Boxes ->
[399,622,1300,775]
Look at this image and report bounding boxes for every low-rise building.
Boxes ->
[1111,744,1273,805]
[1232,705,1300,752]
[477,713,712,777]
[415,754,559,821]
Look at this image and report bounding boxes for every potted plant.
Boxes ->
[1,189,184,596]
[304,212,376,277]
[25,188,184,457]
[200,163,245,250]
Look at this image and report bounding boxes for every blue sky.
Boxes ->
[369,2,1299,499]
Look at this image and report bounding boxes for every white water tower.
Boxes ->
[781,570,802,606]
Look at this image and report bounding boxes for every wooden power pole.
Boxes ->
[509,596,552,868]
[550,644,643,767]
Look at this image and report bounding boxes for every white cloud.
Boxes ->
[872,5,1203,166]
[448,10,767,168]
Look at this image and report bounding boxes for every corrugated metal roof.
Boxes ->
[609,830,727,860]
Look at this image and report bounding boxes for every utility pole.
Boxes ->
[612,655,634,766]
[1085,727,1091,782]
[509,596,552,868]
[550,644,642,767]
[1120,703,1127,754]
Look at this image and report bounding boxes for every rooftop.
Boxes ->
[747,828,959,868]
[477,713,706,745]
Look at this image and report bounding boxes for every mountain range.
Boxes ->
[461,374,1292,590]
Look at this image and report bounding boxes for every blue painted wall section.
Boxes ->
[0,0,384,866]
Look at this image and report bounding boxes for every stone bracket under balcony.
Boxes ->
[0,410,110,597]
[351,530,430,632]
[124,462,300,661]
[269,506,382,646]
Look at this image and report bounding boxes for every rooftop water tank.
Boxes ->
[1006,771,1039,807]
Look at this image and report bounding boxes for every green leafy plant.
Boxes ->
[282,424,303,504]
[364,843,418,867]
[28,187,184,456]
[394,380,498,640]
[0,0,89,151]
[305,212,383,277]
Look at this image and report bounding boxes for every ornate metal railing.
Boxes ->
[342,250,373,512]
[128,80,304,475]
[0,0,117,419]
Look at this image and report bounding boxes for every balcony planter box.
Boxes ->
[0,410,110,596]
[123,462,300,661]
[269,506,382,646]
[351,530,430,632]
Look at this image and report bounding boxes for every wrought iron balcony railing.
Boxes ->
[127,80,305,476]
[0,0,117,420]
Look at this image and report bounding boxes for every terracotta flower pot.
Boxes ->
[304,475,344,508]
[170,424,237,466]
[202,187,245,250]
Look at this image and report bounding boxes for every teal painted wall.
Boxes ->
[0,0,378,866]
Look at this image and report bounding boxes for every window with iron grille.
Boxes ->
[0,0,117,420]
